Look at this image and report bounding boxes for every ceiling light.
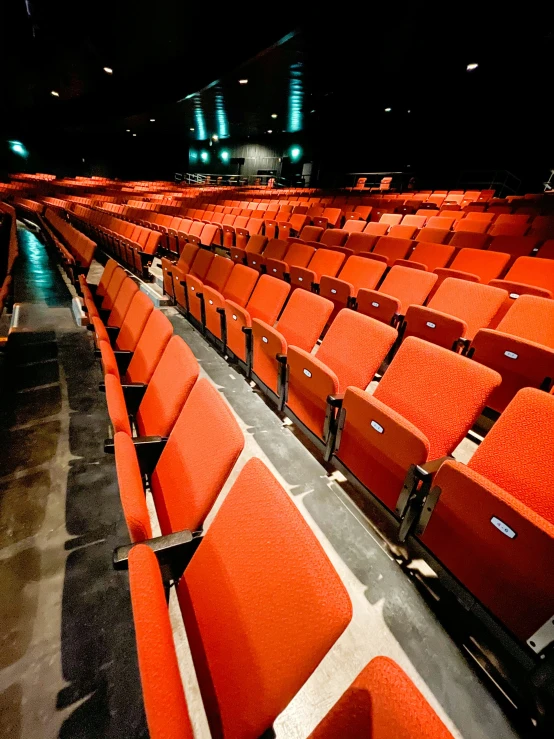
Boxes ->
[51,90,59,97]
[267,130,273,134]
[126,129,130,132]
[239,79,248,84]
[150,118,155,122]
[212,134,218,141]
[103,67,113,74]
[466,63,478,71]
[189,127,194,131]
[271,113,278,118]
[384,107,391,112]
[133,133,137,137]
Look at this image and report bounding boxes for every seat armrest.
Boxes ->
[397,456,453,541]
[113,529,203,584]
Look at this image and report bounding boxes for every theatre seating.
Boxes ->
[290,248,346,291]
[331,337,501,512]
[403,278,507,350]
[93,291,153,353]
[224,275,291,363]
[356,266,437,326]
[174,249,214,311]
[230,233,267,265]
[308,656,453,739]
[127,458,352,739]
[251,290,334,404]
[489,256,554,300]
[417,227,451,244]
[161,243,199,299]
[448,231,490,251]
[114,377,243,542]
[285,310,397,448]
[185,254,234,325]
[367,236,414,266]
[203,264,258,342]
[246,238,287,271]
[98,309,173,384]
[266,242,315,281]
[319,256,388,316]
[104,335,199,437]
[394,242,455,272]
[419,388,554,645]
[432,249,510,293]
[469,295,554,412]
[79,257,118,300]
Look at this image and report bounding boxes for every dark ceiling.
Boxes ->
[2,6,554,189]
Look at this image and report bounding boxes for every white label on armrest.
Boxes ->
[298,277,303,282]
[303,369,312,378]
[491,517,516,538]
[252,260,257,265]
[209,300,213,305]
[509,293,520,299]
[272,268,277,273]
[262,336,268,343]
[426,321,436,329]
[190,286,195,291]
[232,314,237,321]
[331,288,337,294]
[371,420,384,434]
[372,301,380,308]
[504,350,518,360]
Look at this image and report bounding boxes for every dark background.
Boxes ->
[1,4,553,192]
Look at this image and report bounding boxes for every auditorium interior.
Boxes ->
[1,6,554,739]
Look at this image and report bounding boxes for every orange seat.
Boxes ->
[403,278,508,349]
[308,656,454,739]
[265,242,314,281]
[394,242,455,273]
[251,291,334,404]
[357,265,438,326]
[332,336,501,511]
[99,291,153,353]
[230,233,267,265]
[469,295,554,411]
[98,309,173,383]
[419,388,554,645]
[172,246,212,309]
[247,238,287,272]
[320,229,348,247]
[114,377,243,542]
[431,248,510,296]
[368,236,414,266]
[285,309,397,447]
[299,225,324,242]
[203,265,258,341]
[104,335,199,437]
[454,219,489,234]
[344,231,382,254]
[185,254,233,324]
[448,231,489,251]
[128,458,352,739]
[225,275,291,362]
[319,256,387,316]
[416,227,452,244]
[290,248,346,290]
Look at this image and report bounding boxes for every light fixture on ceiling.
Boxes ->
[212,134,218,141]
[239,79,248,84]
[51,90,59,97]
[407,109,411,113]
[133,133,137,137]
[103,67,113,74]
[267,130,273,134]
[189,127,194,131]
[466,63,479,71]
[126,129,130,132]
[271,113,278,118]
[384,107,392,112]
[150,118,155,122]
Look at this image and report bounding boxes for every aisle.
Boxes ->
[0,227,147,739]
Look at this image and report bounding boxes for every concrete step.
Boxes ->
[140,280,171,308]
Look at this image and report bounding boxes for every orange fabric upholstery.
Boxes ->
[308,656,454,739]
[345,232,382,254]
[433,248,510,287]
[128,545,194,739]
[416,227,451,244]
[490,256,554,297]
[162,243,199,298]
[101,267,126,311]
[114,431,152,542]
[186,255,233,323]
[470,295,554,411]
[357,266,437,325]
[487,235,539,263]
[421,388,554,642]
[116,292,154,352]
[448,231,489,251]
[266,243,314,280]
[334,336,501,510]
[319,256,387,308]
[225,276,291,361]
[135,336,200,436]
[371,236,414,265]
[251,291,334,395]
[203,265,258,339]
[177,458,352,739]
[247,238,287,271]
[106,277,139,328]
[290,249,345,290]
[286,310,397,439]
[151,378,244,536]
[125,310,174,384]
[95,259,118,298]
[396,242,455,272]
[403,278,508,348]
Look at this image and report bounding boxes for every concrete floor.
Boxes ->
[0,231,524,738]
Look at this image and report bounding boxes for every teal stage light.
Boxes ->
[9,140,28,158]
[290,145,302,162]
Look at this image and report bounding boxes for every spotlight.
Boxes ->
[9,140,28,158]
[220,150,230,162]
[200,151,209,162]
[239,79,248,84]
[51,90,60,97]
[212,134,218,141]
[190,128,194,131]
[271,113,278,118]
[133,133,137,137]
[103,67,113,74]
[150,118,155,122]
[290,146,302,161]
[126,129,130,132]
[267,130,273,134]
[384,107,392,112]
[466,63,479,71]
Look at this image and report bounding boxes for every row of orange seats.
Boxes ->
[156,239,554,674]
[79,259,456,739]
[42,207,97,273]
